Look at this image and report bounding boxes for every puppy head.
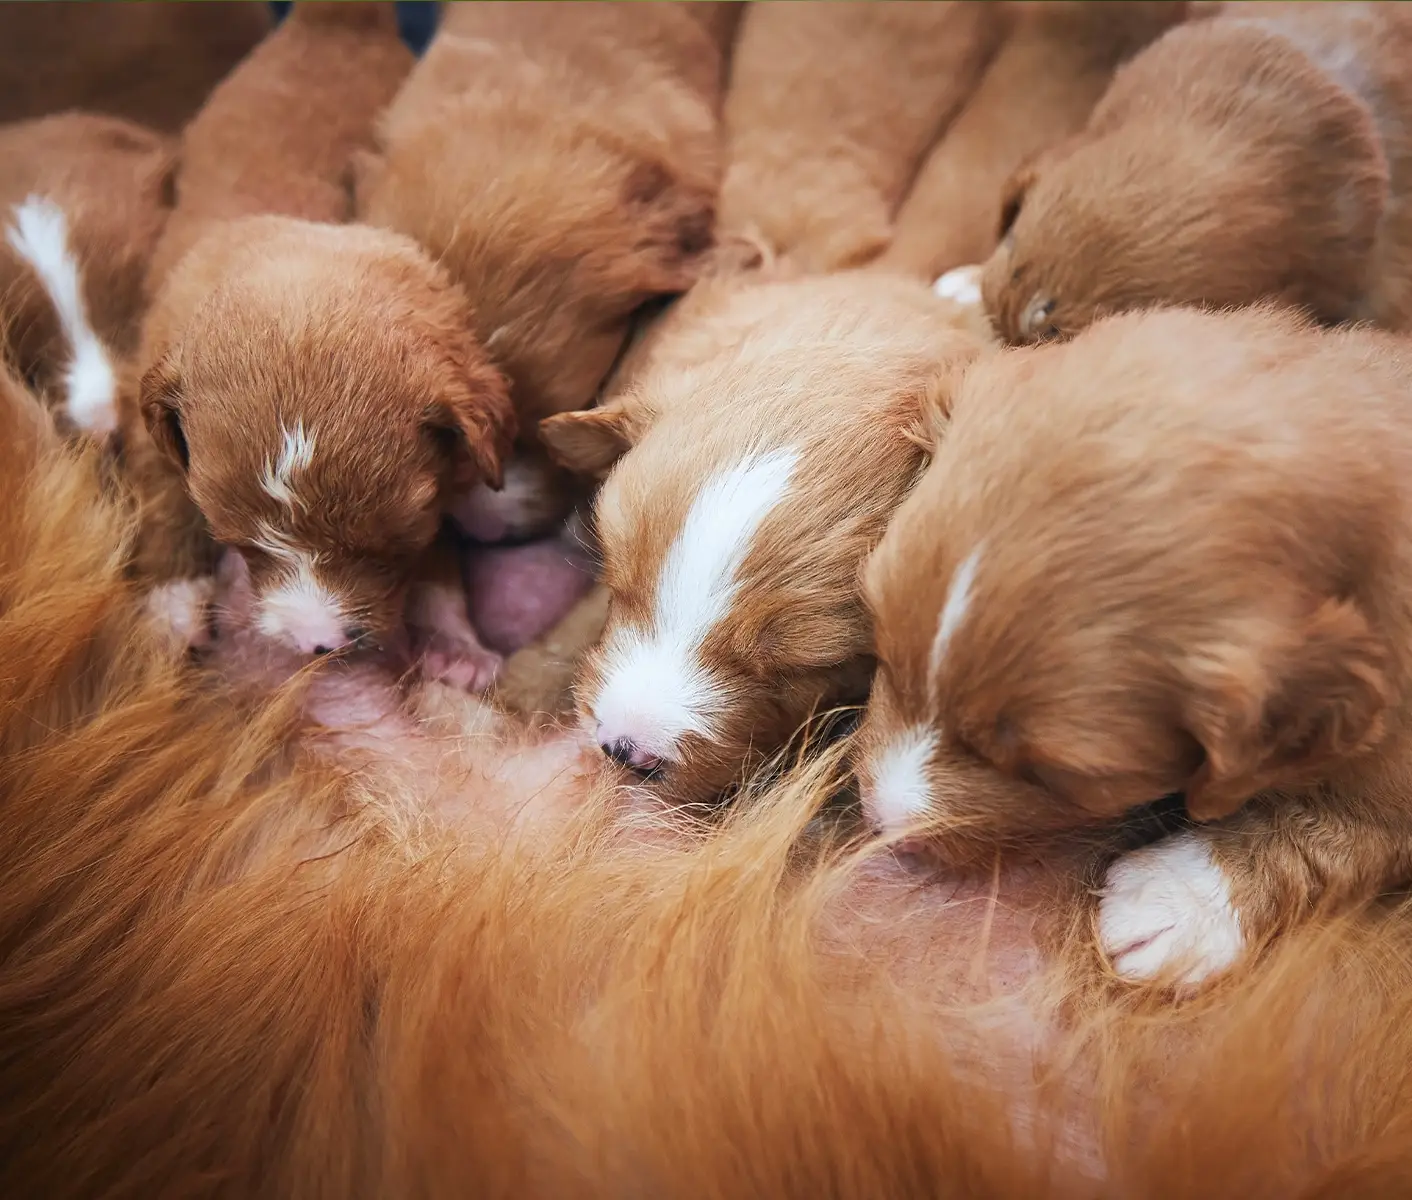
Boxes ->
[980,22,1388,344]
[544,274,981,804]
[356,91,719,426]
[856,308,1395,859]
[141,218,513,655]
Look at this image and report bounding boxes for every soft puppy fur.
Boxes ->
[541,270,983,806]
[356,0,732,542]
[856,303,1412,987]
[11,357,1412,1196]
[0,1,271,133]
[878,2,1190,282]
[1,112,174,436]
[720,1,1005,273]
[981,1,1412,343]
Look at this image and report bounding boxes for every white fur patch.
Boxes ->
[927,547,981,697]
[5,195,118,435]
[591,446,800,762]
[253,544,348,655]
[933,265,983,307]
[1099,832,1244,986]
[865,726,939,836]
[260,421,316,509]
[144,577,215,651]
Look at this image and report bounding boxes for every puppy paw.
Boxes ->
[933,264,983,306]
[144,577,216,652]
[420,632,503,693]
[1098,832,1244,986]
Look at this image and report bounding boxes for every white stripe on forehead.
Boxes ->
[260,421,317,509]
[866,726,939,836]
[927,547,981,703]
[5,195,119,436]
[591,446,801,762]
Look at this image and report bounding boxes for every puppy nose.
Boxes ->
[1019,294,1057,341]
[312,643,335,657]
[596,728,663,778]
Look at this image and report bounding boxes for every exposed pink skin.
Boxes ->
[406,577,503,693]
[465,533,596,654]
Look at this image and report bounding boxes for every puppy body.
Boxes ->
[542,271,982,804]
[720,1,1005,273]
[357,1,729,542]
[879,2,1189,281]
[982,1,1412,342]
[1,113,174,435]
[858,304,1412,984]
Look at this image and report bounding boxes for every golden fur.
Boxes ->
[858,303,1412,983]
[356,0,731,541]
[6,350,1412,1195]
[879,1,1189,281]
[720,1,1004,272]
[981,1,1412,342]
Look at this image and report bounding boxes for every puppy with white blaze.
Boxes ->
[541,269,984,805]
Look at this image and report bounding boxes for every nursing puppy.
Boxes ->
[720,2,1004,273]
[542,271,982,805]
[356,1,732,543]
[856,304,1412,986]
[878,2,1189,282]
[1,112,174,436]
[982,2,1412,343]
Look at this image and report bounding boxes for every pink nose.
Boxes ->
[595,725,663,777]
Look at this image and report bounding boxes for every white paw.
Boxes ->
[933,264,983,307]
[420,632,503,693]
[144,577,216,651]
[1098,832,1244,986]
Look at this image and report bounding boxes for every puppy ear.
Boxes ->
[622,158,717,296]
[138,353,190,473]
[539,400,645,478]
[424,353,517,491]
[1180,599,1391,821]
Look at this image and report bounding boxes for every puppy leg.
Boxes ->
[1098,795,1412,986]
[406,525,503,693]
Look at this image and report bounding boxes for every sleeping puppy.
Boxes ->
[981,1,1412,343]
[878,1,1190,282]
[1,112,174,436]
[855,303,1412,986]
[356,0,733,544]
[720,1,1004,273]
[141,216,513,686]
[128,2,523,682]
[541,270,983,805]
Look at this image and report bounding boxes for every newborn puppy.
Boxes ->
[355,1,732,543]
[141,216,512,685]
[981,2,1412,343]
[878,2,1189,281]
[1,112,174,436]
[541,271,982,805]
[856,303,1412,986]
[720,1,1004,273]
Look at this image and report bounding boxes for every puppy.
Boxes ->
[141,216,513,685]
[355,1,733,542]
[0,2,271,132]
[856,303,1412,986]
[541,271,982,805]
[1,112,174,436]
[878,2,1190,282]
[720,2,1005,273]
[981,2,1412,343]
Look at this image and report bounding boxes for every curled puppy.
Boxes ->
[541,270,983,805]
[879,1,1189,282]
[1,112,174,436]
[720,1,1005,273]
[981,1,1412,343]
[141,215,513,680]
[356,0,731,542]
[856,303,1412,986]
